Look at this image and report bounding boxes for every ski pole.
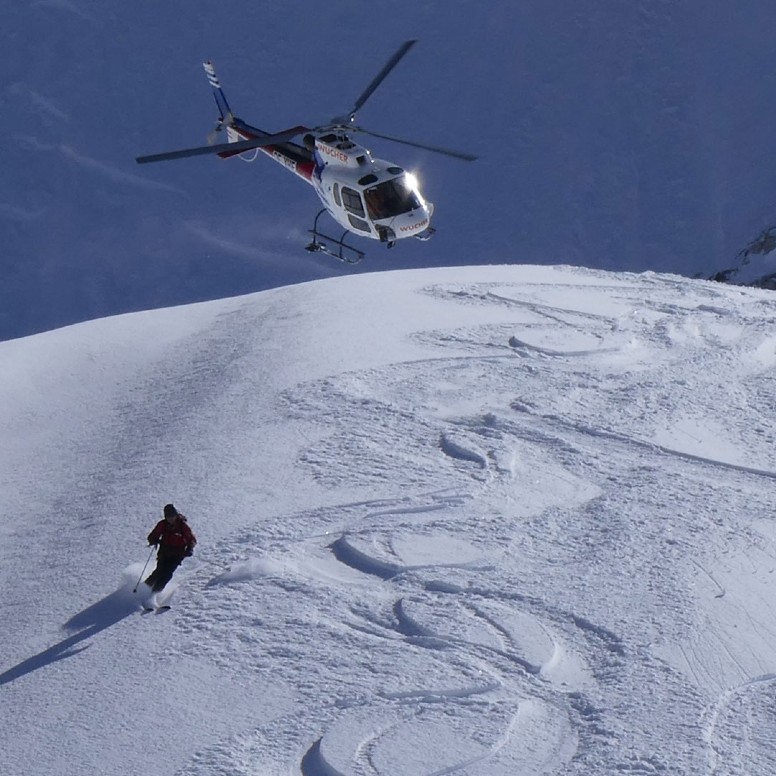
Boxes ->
[133,545,156,593]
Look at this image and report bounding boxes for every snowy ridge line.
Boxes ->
[9,266,776,774]
[422,282,621,322]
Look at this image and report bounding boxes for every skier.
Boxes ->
[144,503,197,593]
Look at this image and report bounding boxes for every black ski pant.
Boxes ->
[144,554,183,592]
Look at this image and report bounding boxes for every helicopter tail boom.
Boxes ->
[136,60,316,179]
[202,61,316,180]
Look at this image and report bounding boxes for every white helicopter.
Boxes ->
[136,40,476,263]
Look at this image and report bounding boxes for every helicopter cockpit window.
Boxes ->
[363,175,422,221]
[333,183,342,207]
[341,187,366,218]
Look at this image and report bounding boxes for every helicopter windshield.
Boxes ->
[364,175,422,221]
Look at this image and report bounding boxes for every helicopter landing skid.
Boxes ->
[305,210,365,264]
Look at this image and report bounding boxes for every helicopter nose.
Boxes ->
[391,207,433,239]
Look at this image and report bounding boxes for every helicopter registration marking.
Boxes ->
[271,150,297,172]
[398,219,429,233]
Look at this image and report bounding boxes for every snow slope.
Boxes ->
[5,1,776,339]
[3,265,776,775]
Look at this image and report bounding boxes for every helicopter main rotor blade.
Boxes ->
[136,127,307,164]
[348,40,417,119]
[355,127,478,162]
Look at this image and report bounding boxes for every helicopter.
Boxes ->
[136,40,476,264]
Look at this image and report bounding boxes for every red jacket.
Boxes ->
[148,516,197,559]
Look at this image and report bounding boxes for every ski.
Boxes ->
[139,591,173,612]
[141,602,171,614]
[134,579,178,614]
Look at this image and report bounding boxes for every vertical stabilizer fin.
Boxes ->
[203,61,232,120]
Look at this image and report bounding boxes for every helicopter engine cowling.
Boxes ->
[315,137,373,168]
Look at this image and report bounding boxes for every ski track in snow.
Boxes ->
[163,273,776,774]
[6,268,776,776]
[703,673,776,775]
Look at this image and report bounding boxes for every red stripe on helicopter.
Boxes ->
[218,126,314,182]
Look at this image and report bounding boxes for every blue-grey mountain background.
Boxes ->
[4,0,776,341]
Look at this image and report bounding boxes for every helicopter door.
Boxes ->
[340,186,371,233]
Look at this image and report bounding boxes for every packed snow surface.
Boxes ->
[2,265,776,775]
